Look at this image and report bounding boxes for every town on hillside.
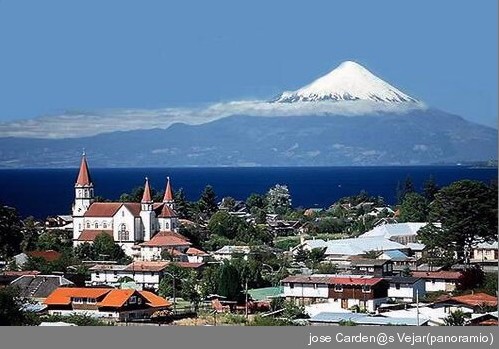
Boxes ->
[0,154,497,326]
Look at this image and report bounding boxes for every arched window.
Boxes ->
[94,222,98,229]
[164,222,169,230]
[86,222,90,229]
[103,222,107,229]
[118,223,129,241]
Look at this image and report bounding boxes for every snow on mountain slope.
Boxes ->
[274,61,418,103]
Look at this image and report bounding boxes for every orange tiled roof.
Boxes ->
[140,231,191,247]
[158,205,176,218]
[2,270,40,276]
[84,203,122,217]
[28,250,61,262]
[141,178,152,203]
[98,289,136,307]
[124,261,169,272]
[140,291,170,307]
[186,247,208,255]
[77,230,113,241]
[163,177,174,202]
[44,288,111,305]
[450,293,497,307]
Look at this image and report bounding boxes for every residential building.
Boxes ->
[212,245,251,261]
[387,276,425,302]
[349,258,394,277]
[411,271,464,292]
[432,293,497,314]
[359,222,436,245]
[89,261,204,290]
[10,274,74,302]
[281,274,389,312]
[308,311,428,326]
[44,287,170,321]
[472,241,498,262]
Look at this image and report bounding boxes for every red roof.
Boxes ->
[84,203,122,217]
[163,177,174,202]
[124,261,169,272]
[173,262,205,269]
[448,293,497,307]
[2,270,40,276]
[28,250,61,262]
[412,271,464,280]
[123,203,142,217]
[142,178,152,203]
[77,230,113,241]
[186,247,208,256]
[158,204,176,218]
[76,155,92,186]
[140,231,191,247]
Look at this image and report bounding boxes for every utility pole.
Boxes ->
[416,289,420,326]
[245,277,249,320]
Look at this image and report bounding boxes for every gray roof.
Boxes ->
[11,275,74,299]
[88,264,128,271]
[324,237,406,256]
[388,276,422,284]
[351,259,391,267]
[359,223,438,239]
[381,249,410,261]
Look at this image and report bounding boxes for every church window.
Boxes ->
[122,211,125,217]
[103,222,107,229]
[165,222,169,230]
[86,222,90,229]
[118,223,129,241]
[94,222,98,229]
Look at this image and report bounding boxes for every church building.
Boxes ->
[72,154,180,257]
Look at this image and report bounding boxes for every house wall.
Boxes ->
[473,249,498,261]
[425,279,456,292]
[388,280,425,301]
[90,270,121,285]
[283,283,329,299]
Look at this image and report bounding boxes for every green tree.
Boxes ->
[200,264,222,298]
[427,180,497,263]
[294,246,309,263]
[443,309,471,326]
[308,247,326,272]
[174,188,190,219]
[399,192,428,222]
[93,233,130,263]
[0,287,39,326]
[20,216,39,252]
[217,262,242,301]
[396,176,415,204]
[74,242,96,261]
[423,176,439,202]
[198,185,218,219]
[0,204,23,259]
[266,184,292,215]
[207,211,238,239]
[246,193,267,210]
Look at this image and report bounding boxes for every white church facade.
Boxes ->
[72,154,182,258]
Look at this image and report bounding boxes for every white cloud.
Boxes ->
[0,99,426,139]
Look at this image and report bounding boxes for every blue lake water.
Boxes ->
[0,166,496,219]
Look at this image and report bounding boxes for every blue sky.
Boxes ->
[0,0,497,129]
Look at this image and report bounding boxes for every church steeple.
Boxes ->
[141,177,153,211]
[76,152,92,186]
[163,176,175,208]
[73,152,95,243]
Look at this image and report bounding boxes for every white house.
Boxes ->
[89,261,204,290]
[212,245,251,261]
[411,271,464,292]
[472,241,498,262]
[387,276,426,302]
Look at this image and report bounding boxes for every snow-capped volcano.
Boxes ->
[274,60,418,103]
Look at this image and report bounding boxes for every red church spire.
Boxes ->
[76,152,92,186]
[142,177,153,203]
[163,176,174,202]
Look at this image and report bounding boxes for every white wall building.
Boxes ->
[387,277,426,302]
